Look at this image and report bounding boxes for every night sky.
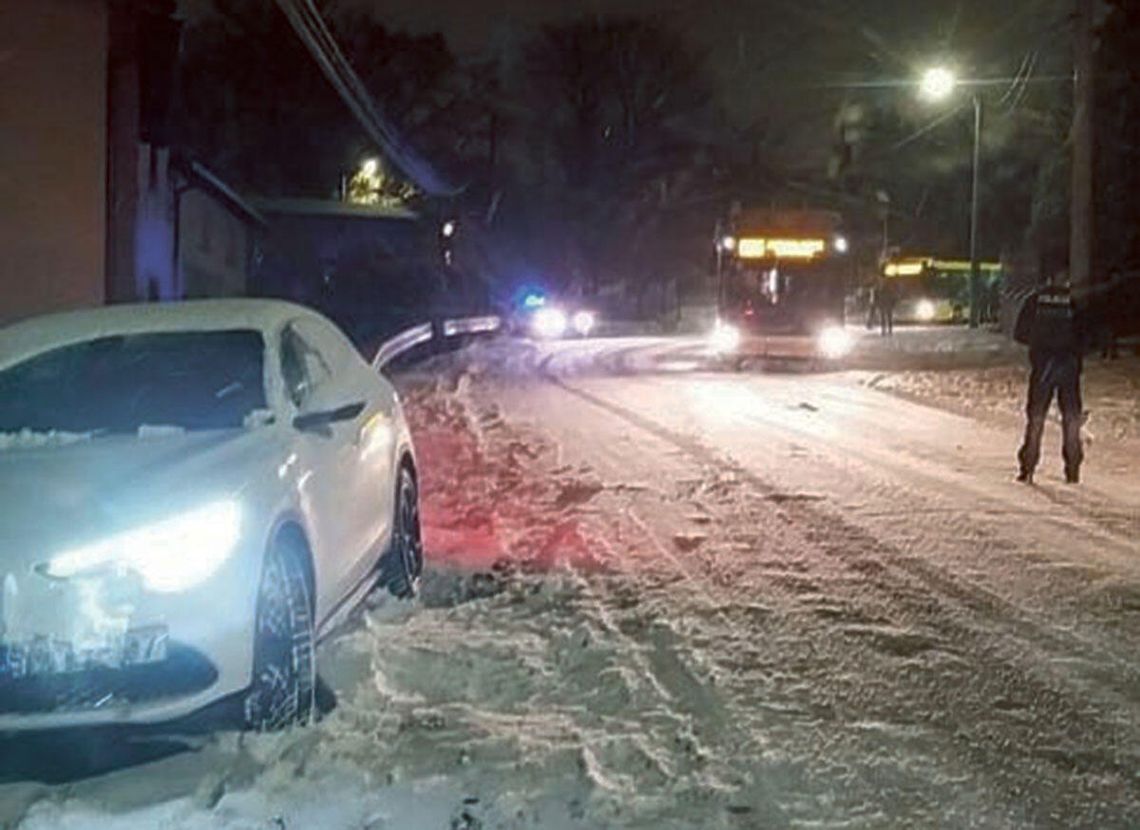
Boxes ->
[327,0,1070,187]
[339,0,686,52]
[340,0,1068,71]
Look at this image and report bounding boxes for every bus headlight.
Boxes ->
[817,325,853,359]
[710,321,741,353]
[916,299,936,322]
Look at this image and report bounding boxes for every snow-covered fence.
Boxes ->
[371,315,501,370]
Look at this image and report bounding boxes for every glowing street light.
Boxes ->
[919,66,957,102]
[361,158,379,177]
[919,64,983,327]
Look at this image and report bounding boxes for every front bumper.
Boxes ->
[721,332,848,361]
[0,544,260,732]
[0,642,216,716]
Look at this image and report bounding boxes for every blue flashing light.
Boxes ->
[522,292,547,309]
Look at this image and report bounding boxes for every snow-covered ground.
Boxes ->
[2,333,1138,829]
[870,354,1140,451]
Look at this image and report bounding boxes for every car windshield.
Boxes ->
[0,330,267,435]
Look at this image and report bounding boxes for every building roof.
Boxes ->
[254,198,419,222]
[175,159,267,228]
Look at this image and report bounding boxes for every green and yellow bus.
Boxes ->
[881,256,1002,324]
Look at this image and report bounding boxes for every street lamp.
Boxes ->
[920,65,984,328]
[919,66,957,102]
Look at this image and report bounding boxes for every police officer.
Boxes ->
[1013,272,1086,484]
[878,278,897,336]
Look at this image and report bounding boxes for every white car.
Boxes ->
[0,300,422,732]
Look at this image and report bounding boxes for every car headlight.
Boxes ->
[532,307,569,338]
[916,299,936,322]
[43,501,242,593]
[710,321,741,353]
[571,310,596,336]
[817,325,853,359]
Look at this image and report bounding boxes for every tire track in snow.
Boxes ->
[553,367,1140,697]
[412,372,780,823]
[525,406,1022,825]
[534,366,1140,827]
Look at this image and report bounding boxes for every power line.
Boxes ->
[273,0,455,196]
[891,101,972,152]
[284,0,448,191]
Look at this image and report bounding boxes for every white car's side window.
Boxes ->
[294,317,358,374]
[281,325,332,408]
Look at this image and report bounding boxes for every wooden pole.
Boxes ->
[1070,0,1094,289]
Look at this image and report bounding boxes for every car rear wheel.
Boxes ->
[243,542,316,731]
[380,467,423,599]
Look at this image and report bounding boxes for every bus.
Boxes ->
[712,209,853,363]
[880,256,1002,324]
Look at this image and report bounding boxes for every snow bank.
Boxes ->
[868,354,1140,450]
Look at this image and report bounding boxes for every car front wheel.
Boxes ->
[243,541,316,731]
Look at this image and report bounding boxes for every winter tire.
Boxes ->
[243,542,316,731]
[380,466,423,599]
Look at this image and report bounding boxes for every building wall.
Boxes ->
[178,189,252,299]
[0,0,109,323]
[135,143,176,300]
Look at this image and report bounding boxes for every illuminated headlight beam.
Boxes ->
[532,307,569,339]
[572,310,596,336]
[43,501,242,593]
[817,325,853,360]
[709,321,741,353]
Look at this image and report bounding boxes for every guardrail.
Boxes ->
[441,315,501,338]
[371,314,501,371]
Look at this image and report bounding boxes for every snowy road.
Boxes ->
[2,335,1138,829]
[450,336,1140,827]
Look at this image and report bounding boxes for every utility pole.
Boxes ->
[1070,0,1094,290]
[968,94,983,328]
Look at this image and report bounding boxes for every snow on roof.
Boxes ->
[0,299,318,369]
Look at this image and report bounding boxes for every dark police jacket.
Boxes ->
[1013,287,1086,363]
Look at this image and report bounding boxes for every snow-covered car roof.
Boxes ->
[0,299,317,370]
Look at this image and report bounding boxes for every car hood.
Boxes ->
[0,429,282,571]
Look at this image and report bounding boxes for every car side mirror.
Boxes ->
[293,401,366,432]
